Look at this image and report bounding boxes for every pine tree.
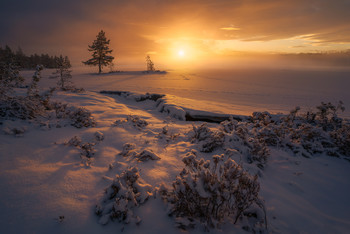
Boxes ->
[27,65,43,98]
[53,55,72,89]
[146,55,155,72]
[15,47,27,68]
[83,30,114,73]
[0,45,23,96]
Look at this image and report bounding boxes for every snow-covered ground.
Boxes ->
[75,67,350,117]
[1,68,350,233]
[21,67,350,118]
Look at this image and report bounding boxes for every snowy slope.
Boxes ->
[1,69,350,233]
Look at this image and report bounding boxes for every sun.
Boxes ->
[178,50,185,57]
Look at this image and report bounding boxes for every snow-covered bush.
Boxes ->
[313,101,345,131]
[119,143,137,157]
[1,65,91,128]
[0,96,46,120]
[190,123,224,152]
[118,143,160,162]
[94,131,105,141]
[114,115,148,130]
[80,142,96,158]
[3,125,27,136]
[96,167,153,225]
[136,149,161,162]
[64,132,106,167]
[247,103,349,159]
[69,107,97,128]
[161,151,265,231]
[251,111,273,127]
[156,125,180,143]
[65,135,96,158]
[127,115,148,129]
[189,120,270,168]
[248,139,269,169]
[53,102,96,128]
[220,116,239,133]
[66,135,82,146]
[0,65,53,120]
[330,124,350,157]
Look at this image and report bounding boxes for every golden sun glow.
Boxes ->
[177,50,185,57]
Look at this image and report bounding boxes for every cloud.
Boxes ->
[220,26,241,31]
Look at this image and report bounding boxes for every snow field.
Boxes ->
[1,69,350,233]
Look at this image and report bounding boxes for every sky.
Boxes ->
[1,0,350,67]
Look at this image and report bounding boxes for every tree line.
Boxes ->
[0,45,64,69]
[1,45,74,93]
[1,30,155,74]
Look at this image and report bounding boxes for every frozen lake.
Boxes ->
[35,67,350,118]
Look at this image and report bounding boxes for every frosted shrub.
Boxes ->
[0,65,51,120]
[119,143,161,162]
[114,115,148,130]
[54,102,96,128]
[0,96,46,120]
[251,111,273,127]
[3,125,27,136]
[248,139,269,169]
[156,125,180,143]
[255,125,281,147]
[163,151,265,231]
[136,149,161,162]
[220,116,238,133]
[241,103,350,159]
[190,123,224,152]
[290,123,329,157]
[69,107,96,128]
[94,131,105,141]
[80,142,96,158]
[282,106,301,127]
[119,143,137,157]
[313,101,345,131]
[330,124,350,157]
[65,135,96,158]
[66,135,82,146]
[96,167,152,225]
[126,115,148,129]
[221,118,270,168]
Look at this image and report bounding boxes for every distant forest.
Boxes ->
[0,45,63,69]
[279,50,350,66]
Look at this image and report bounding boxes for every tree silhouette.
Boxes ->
[146,55,155,71]
[0,45,23,96]
[83,30,114,73]
[53,55,72,89]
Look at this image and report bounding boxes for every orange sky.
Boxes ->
[1,0,350,67]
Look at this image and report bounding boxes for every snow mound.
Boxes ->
[100,90,246,122]
[156,98,186,121]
